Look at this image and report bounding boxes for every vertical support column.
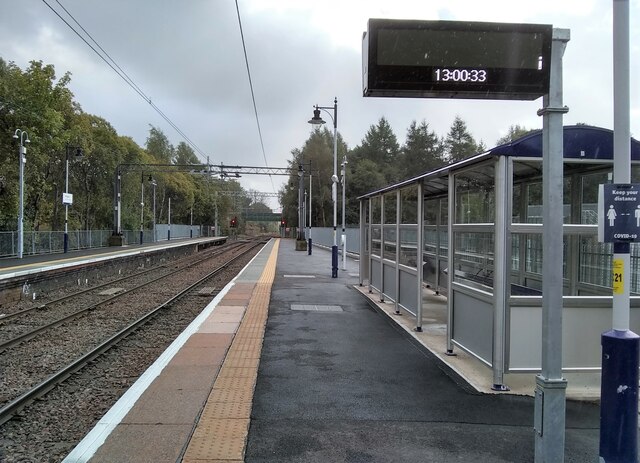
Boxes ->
[395,190,401,314]
[17,144,25,259]
[308,172,313,254]
[153,183,157,242]
[446,173,455,354]
[380,194,385,302]
[492,156,511,391]
[168,197,171,241]
[214,192,219,237]
[416,180,424,332]
[534,27,570,463]
[359,199,366,286]
[64,148,69,253]
[568,172,581,295]
[140,172,144,245]
[298,163,305,242]
[342,156,347,270]
[435,198,442,294]
[116,167,122,235]
[599,1,639,461]
[368,198,374,294]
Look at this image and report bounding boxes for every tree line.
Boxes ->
[278,116,531,228]
[0,59,267,234]
[1,59,533,236]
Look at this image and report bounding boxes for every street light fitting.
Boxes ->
[13,129,30,144]
[308,107,325,125]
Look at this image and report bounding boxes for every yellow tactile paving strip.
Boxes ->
[182,239,279,463]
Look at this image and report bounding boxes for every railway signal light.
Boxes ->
[230,217,237,228]
[280,218,286,227]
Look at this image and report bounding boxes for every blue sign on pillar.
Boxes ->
[598,184,640,242]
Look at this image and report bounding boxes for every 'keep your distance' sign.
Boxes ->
[598,184,640,242]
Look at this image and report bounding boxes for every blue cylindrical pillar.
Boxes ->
[331,245,338,278]
[308,238,312,255]
[599,329,639,462]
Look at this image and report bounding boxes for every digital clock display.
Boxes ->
[433,68,488,83]
[362,19,552,100]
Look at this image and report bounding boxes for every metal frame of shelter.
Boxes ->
[358,125,640,383]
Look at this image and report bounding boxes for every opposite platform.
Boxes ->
[0,236,226,280]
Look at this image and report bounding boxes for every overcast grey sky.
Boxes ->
[1,0,638,211]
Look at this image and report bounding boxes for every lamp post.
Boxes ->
[63,144,83,253]
[13,129,30,259]
[168,196,171,241]
[297,163,305,242]
[148,176,157,242]
[139,172,145,245]
[308,97,338,278]
[308,168,312,255]
[341,156,347,270]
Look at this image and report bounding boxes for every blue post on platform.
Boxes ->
[599,329,640,462]
[331,245,338,278]
[308,238,312,255]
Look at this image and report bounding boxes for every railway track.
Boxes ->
[0,241,247,349]
[0,240,246,324]
[0,238,265,426]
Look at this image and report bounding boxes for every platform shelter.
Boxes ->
[358,125,640,389]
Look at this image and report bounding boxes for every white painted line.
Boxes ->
[62,239,273,463]
[291,304,343,312]
[283,274,316,278]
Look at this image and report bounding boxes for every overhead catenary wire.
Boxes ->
[234,0,276,193]
[41,0,210,163]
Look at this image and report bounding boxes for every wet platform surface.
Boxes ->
[64,238,604,462]
[245,241,601,462]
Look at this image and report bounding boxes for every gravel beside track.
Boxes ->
[0,239,264,463]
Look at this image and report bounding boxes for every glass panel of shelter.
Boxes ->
[452,163,496,292]
[400,186,418,268]
[423,195,448,292]
[412,159,640,298]
[510,161,640,296]
[383,192,396,261]
[371,196,381,257]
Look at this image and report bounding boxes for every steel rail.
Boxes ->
[0,241,242,324]
[0,239,265,425]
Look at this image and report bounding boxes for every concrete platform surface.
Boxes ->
[245,240,602,462]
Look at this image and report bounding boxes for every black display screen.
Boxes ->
[363,19,553,100]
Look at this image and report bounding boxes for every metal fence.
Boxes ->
[307,227,360,254]
[0,225,202,258]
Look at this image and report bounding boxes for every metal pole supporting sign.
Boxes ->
[599,2,639,461]
[534,27,570,463]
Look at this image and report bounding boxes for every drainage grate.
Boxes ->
[291,304,343,312]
